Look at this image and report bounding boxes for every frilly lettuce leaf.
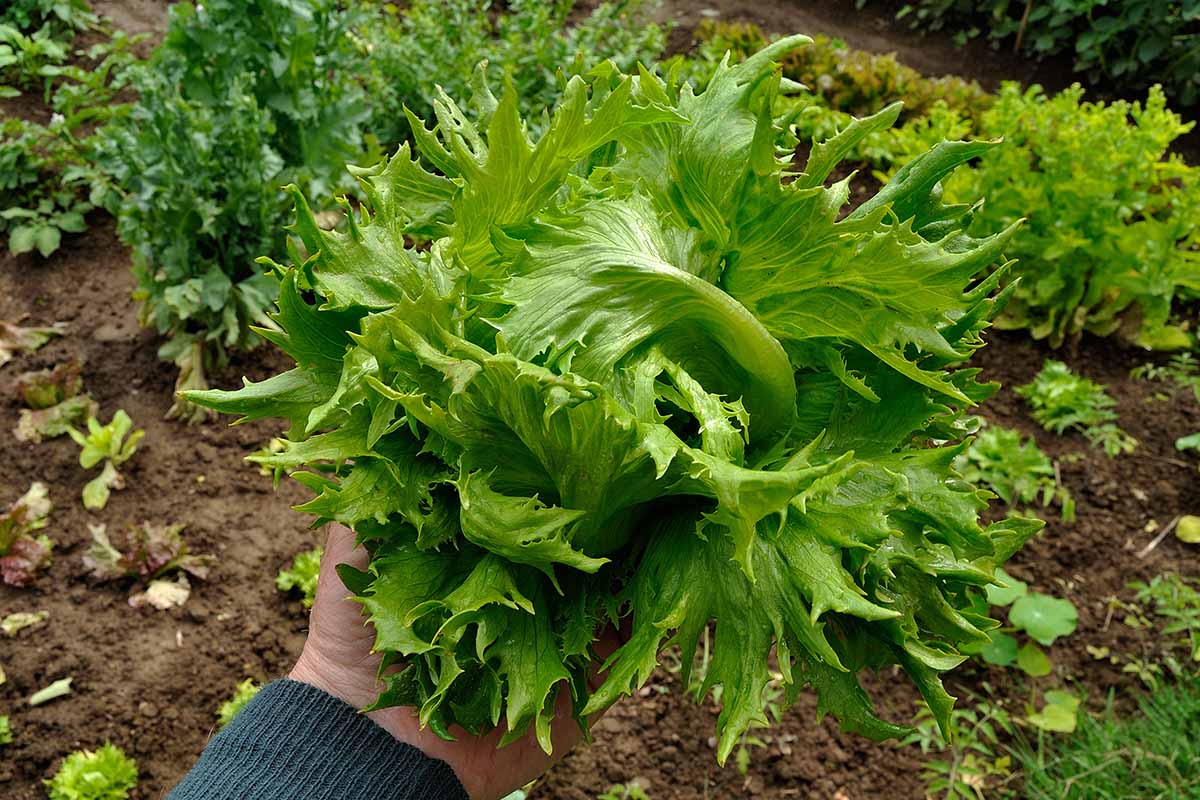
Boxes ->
[190,36,1037,761]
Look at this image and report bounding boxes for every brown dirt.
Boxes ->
[3,3,1200,800]
[0,218,316,799]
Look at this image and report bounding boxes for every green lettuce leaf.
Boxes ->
[190,37,1037,760]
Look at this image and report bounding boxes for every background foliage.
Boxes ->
[945,84,1200,349]
[866,0,1200,106]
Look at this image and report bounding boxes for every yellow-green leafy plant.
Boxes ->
[44,743,138,800]
[191,38,1039,761]
[68,410,143,510]
[216,679,261,728]
[947,84,1200,349]
[1017,361,1135,457]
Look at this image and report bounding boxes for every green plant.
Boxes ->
[1016,361,1135,457]
[1,118,93,257]
[0,0,96,35]
[899,697,1014,800]
[0,30,140,256]
[1017,677,1200,799]
[216,679,261,728]
[0,481,53,587]
[276,546,321,608]
[0,320,61,366]
[0,481,50,556]
[68,410,143,510]
[871,1,1200,106]
[44,743,137,800]
[189,37,1040,759]
[956,424,1074,521]
[1130,352,1200,389]
[95,71,284,419]
[0,22,68,93]
[0,714,10,746]
[43,31,144,124]
[96,0,377,416]
[967,567,1078,678]
[84,521,214,582]
[158,0,369,197]
[1131,573,1200,663]
[1132,354,1200,453]
[598,783,651,800]
[945,83,1200,349]
[363,0,665,148]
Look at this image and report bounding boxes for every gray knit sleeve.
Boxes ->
[168,680,469,800]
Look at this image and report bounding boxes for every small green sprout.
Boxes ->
[276,546,322,608]
[217,679,261,729]
[45,743,138,800]
[68,410,144,510]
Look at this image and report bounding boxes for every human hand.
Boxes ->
[289,523,618,800]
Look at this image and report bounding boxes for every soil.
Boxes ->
[3,3,1200,800]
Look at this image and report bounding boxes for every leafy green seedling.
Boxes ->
[68,410,144,510]
[598,784,652,800]
[956,425,1074,521]
[0,714,11,745]
[1017,361,1135,457]
[45,743,138,800]
[217,679,261,728]
[1131,353,1200,390]
[970,568,1078,676]
[898,697,1014,800]
[0,23,68,94]
[1010,594,1079,646]
[1130,573,1200,661]
[0,481,54,587]
[84,522,212,582]
[13,360,96,442]
[0,481,49,554]
[1025,689,1080,734]
[276,546,321,608]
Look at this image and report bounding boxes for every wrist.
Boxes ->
[288,648,374,711]
[288,650,426,747]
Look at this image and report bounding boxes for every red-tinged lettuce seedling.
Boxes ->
[276,546,322,608]
[191,38,1040,761]
[84,521,214,582]
[0,481,54,587]
[13,359,98,442]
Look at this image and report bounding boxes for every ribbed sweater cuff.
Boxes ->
[169,679,468,800]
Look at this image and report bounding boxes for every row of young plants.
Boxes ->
[860,0,1200,107]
